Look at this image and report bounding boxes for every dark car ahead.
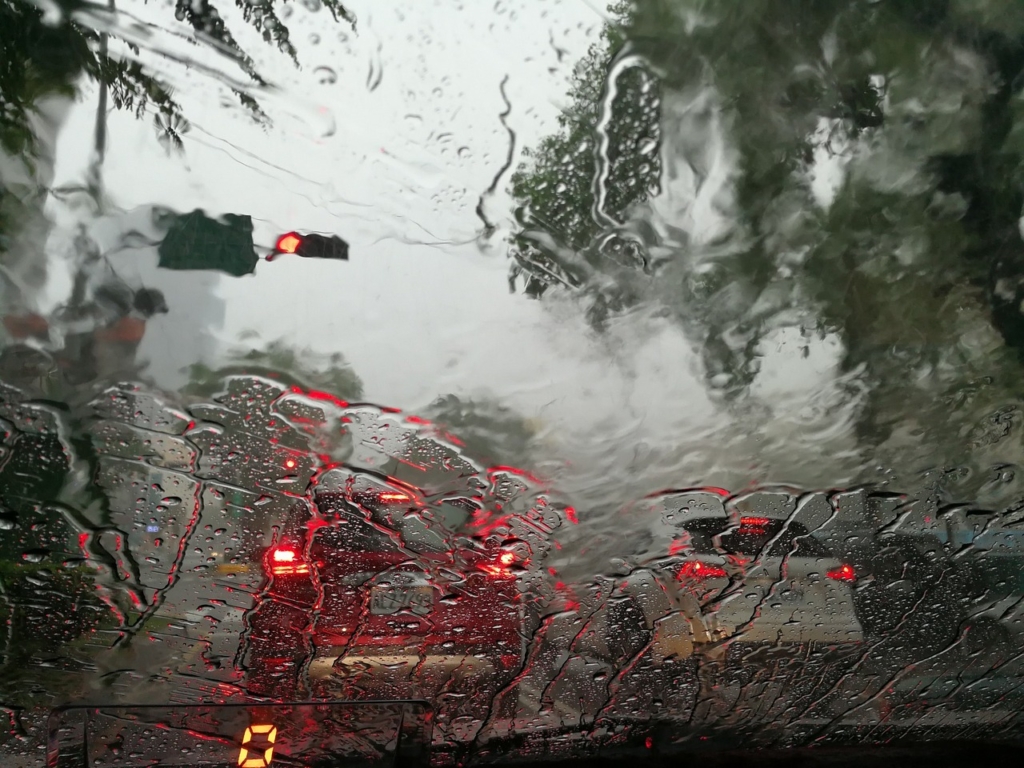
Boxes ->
[245,465,560,700]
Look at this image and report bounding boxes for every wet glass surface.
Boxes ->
[6,0,1024,764]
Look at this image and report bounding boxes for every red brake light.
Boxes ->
[276,233,302,254]
[378,491,411,502]
[678,560,728,580]
[284,458,297,470]
[826,564,857,583]
[268,546,309,576]
[479,551,521,577]
[738,516,772,535]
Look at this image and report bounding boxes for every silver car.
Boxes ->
[596,489,864,664]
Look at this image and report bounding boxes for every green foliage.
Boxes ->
[509,0,661,326]
[0,0,93,156]
[175,0,267,79]
[424,395,537,468]
[185,338,363,402]
[0,0,185,158]
[88,54,185,150]
[0,0,355,158]
[509,0,1024,472]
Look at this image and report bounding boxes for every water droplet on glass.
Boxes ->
[314,67,338,85]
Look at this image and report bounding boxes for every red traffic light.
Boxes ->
[276,233,303,254]
[272,232,349,261]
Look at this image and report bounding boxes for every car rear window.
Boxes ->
[313,493,400,553]
[682,517,833,558]
[315,489,468,555]
[435,497,478,532]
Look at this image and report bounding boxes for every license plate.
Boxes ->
[216,563,249,574]
[369,585,434,615]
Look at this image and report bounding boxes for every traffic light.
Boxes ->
[273,232,349,261]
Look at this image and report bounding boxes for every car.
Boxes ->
[589,489,864,667]
[81,374,565,705]
[245,466,550,699]
[243,401,567,704]
[821,491,1021,660]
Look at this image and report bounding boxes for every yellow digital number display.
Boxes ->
[237,723,278,767]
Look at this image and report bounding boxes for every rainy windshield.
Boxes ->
[5,0,1024,764]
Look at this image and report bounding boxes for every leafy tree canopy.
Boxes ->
[0,0,355,157]
[508,0,1024,480]
[185,338,363,402]
[424,395,538,469]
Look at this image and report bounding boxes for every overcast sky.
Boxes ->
[42,0,860,510]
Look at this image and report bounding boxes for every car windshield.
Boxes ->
[7,0,1024,765]
[678,517,834,559]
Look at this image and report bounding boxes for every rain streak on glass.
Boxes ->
[5,0,1024,765]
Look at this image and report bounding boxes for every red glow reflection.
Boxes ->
[678,560,728,580]
[276,233,302,254]
[827,563,857,583]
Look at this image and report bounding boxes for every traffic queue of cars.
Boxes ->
[40,371,1024,729]
[246,476,878,724]
[551,488,865,675]
[203,372,867,703]
[173,376,565,702]
[573,486,1024,673]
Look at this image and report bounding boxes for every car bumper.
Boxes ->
[307,649,519,680]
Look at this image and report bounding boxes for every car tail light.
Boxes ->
[826,564,857,583]
[678,560,728,580]
[268,546,310,576]
[378,491,411,502]
[479,551,520,578]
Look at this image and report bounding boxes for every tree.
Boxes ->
[508,0,661,328]
[508,0,1024,484]
[0,0,355,159]
[424,395,539,469]
[0,388,110,700]
[184,338,363,402]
